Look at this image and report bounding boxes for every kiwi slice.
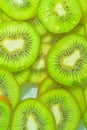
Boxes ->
[28,57,48,84]
[39,42,52,57]
[37,77,62,96]
[78,0,87,19]
[0,0,40,20]
[83,109,87,128]
[38,0,82,33]
[11,98,56,130]
[84,85,87,106]
[46,34,87,87]
[0,69,19,109]
[27,43,52,84]
[0,10,2,23]
[0,21,40,72]
[0,98,11,130]
[41,31,56,43]
[14,68,29,86]
[1,10,12,22]
[38,88,81,130]
[63,25,85,37]
[29,16,47,36]
[38,77,86,114]
[66,87,86,115]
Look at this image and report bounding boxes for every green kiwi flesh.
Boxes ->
[28,57,48,84]
[0,0,40,20]
[78,0,87,19]
[39,43,52,57]
[66,87,86,115]
[14,68,30,86]
[38,88,81,130]
[0,21,40,72]
[38,77,86,114]
[0,69,19,109]
[41,31,56,43]
[38,0,82,33]
[29,16,47,36]
[84,85,87,106]
[11,98,56,130]
[28,43,52,84]
[47,34,87,87]
[37,77,62,96]
[83,109,87,128]
[1,10,12,22]
[0,99,11,130]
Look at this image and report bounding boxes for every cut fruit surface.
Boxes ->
[0,69,19,109]
[39,88,81,130]
[38,0,82,33]
[0,99,11,130]
[46,34,87,87]
[0,0,40,20]
[0,21,40,72]
[11,98,56,130]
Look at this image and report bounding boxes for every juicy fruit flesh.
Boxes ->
[14,0,24,5]
[63,50,81,67]
[27,115,39,130]
[55,3,66,16]
[52,104,63,125]
[3,38,24,52]
[0,0,87,129]
[38,0,82,33]
[0,69,19,109]
[0,100,11,130]
[47,34,87,87]
[11,99,56,130]
[0,21,40,72]
[39,89,81,130]
[0,0,40,20]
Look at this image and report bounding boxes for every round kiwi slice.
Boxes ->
[0,69,19,109]
[27,43,52,84]
[0,99,11,130]
[29,16,47,36]
[0,0,40,20]
[14,68,30,86]
[11,98,56,130]
[38,0,82,33]
[38,77,86,114]
[38,88,81,130]
[46,34,87,87]
[37,77,62,96]
[83,109,87,128]
[0,21,40,72]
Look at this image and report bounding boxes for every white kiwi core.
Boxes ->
[27,115,38,130]
[51,104,63,125]
[63,50,81,67]
[14,0,24,5]
[55,3,66,16]
[3,39,24,52]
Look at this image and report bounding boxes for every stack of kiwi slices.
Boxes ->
[1,0,87,130]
